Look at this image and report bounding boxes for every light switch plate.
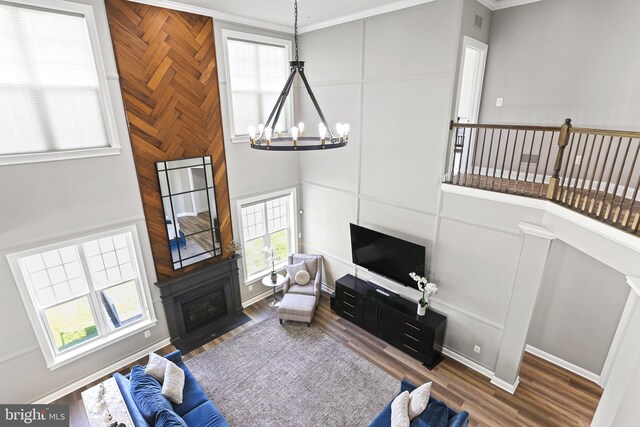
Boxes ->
[496,98,503,107]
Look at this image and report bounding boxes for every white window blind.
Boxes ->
[0,2,110,156]
[226,36,289,137]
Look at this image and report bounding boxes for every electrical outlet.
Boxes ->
[249,285,254,291]
[474,345,481,354]
[496,98,503,107]
[144,330,151,338]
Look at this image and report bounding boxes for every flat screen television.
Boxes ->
[349,223,426,289]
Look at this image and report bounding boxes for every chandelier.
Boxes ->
[248,0,349,151]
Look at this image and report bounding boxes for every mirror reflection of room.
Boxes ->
[157,157,222,269]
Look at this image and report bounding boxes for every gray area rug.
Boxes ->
[186,317,399,427]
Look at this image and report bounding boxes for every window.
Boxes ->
[222,30,292,141]
[238,190,297,282]
[7,226,155,369]
[0,0,119,165]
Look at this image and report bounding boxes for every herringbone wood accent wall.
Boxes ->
[105,0,232,280]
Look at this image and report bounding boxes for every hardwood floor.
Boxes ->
[55,294,602,426]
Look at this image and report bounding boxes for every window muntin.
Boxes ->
[0,1,119,164]
[239,192,295,281]
[10,227,153,367]
[223,31,291,139]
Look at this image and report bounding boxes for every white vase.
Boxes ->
[417,304,427,316]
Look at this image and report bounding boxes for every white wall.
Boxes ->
[479,0,640,129]
[527,240,629,375]
[0,0,168,403]
[296,0,517,368]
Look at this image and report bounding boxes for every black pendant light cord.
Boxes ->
[294,0,299,62]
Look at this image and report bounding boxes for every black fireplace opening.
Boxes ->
[182,288,227,334]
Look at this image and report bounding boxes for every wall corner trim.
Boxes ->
[518,222,556,240]
[490,375,520,394]
[626,277,640,297]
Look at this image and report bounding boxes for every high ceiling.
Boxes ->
[157,0,542,33]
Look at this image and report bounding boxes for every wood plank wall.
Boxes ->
[105,0,232,280]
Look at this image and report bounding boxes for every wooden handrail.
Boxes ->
[570,127,640,139]
[449,121,560,132]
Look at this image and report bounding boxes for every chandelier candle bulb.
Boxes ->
[275,124,282,138]
[298,122,305,136]
[248,125,256,144]
[319,123,327,145]
[344,123,350,136]
[265,127,273,146]
[291,126,299,146]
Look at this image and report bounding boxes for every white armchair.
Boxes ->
[283,253,323,307]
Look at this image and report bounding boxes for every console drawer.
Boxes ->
[401,319,425,335]
[336,299,363,323]
[337,286,359,303]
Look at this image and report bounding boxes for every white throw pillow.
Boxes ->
[145,352,168,382]
[390,391,410,427]
[162,360,185,404]
[285,262,306,284]
[408,382,432,420]
[295,270,310,286]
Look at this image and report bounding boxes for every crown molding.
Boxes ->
[297,0,436,34]
[476,0,542,11]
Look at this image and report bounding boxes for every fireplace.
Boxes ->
[155,257,250,352]
[180,287,226,334]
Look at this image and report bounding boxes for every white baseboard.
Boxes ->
[490,375,520,394]
[440,346,494,379]
[33,338,172,404]
[525,344,600,384]
[241,285,284,308]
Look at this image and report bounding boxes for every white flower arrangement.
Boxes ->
[409,272,438,308]
[263,246,280,273]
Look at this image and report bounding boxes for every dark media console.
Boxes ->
[331,274,446,369]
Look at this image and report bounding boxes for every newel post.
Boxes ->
[546,118,572,200]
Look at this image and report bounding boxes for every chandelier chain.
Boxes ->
[294,0,299,62]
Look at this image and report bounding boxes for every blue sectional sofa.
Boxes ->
[114,351,229,427]
[369,379,469,427]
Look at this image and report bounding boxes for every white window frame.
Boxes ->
[0,0,121,166]
[237,188,298,284]
[7,225,156,370]
[221,29,293,144]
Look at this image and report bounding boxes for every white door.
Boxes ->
[454,36,488,177]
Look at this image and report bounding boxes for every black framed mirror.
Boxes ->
[156,156,222,269]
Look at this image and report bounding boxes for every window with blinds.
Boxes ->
[0,1,118,164]
[223,31,291,139]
